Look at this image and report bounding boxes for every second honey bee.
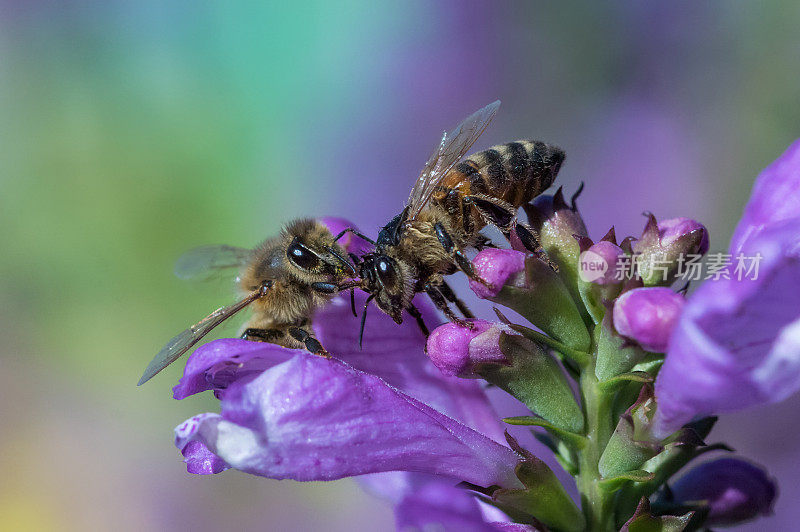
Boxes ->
[342,101,565,339]
[138,219,358,385]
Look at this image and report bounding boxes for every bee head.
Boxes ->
[360,253,413,323]
[281,220,355,284]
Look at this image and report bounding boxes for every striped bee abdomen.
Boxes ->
[442,140,564,208]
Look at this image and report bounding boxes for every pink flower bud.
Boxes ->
[578,241,625,285]
[633,214,710,286]
[426,320,509,377]
[613,287,685,352]
[658,217,710,255]
[468,248,526,299]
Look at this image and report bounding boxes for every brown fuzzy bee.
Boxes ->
[138,219,357,385]
[340,101,564,341]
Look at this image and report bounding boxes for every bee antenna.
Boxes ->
[326,246,357,276]
[359,293,375,349]
[333,228,376,246]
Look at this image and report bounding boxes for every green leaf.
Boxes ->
[478,333,585,433]
[599,470,655,491]
[599,371,653,392]
[503,416,586,448]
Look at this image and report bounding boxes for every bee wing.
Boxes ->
[174,245,253,281]
[405,100,500,221]
[137,288,265,385]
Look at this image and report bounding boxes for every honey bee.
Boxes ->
[138,219,358,385]
[342,101,565,340]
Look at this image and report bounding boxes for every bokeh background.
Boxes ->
[2,1,799,530]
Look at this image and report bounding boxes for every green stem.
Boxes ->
[575,352,616,531]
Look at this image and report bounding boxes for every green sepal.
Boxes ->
[503,416,587,449]
[595,312,648,381]
[533,431,578,475]
[599,371,653,393]
[616,418,731,524]
[493,433,586,532]
[478,333,585,433]
[613,356,664,420]
[599,469,655,491]
[599,385,662,478]
[621,497,694,532]
[489,255,591,352]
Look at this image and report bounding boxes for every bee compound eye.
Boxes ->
[287,241,320,271]
[376,257,398,289]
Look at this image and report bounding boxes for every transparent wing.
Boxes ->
[174,245,252,281]
[405,100,500,220]
[137,288,265,385]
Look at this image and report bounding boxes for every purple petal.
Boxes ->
[314,292,507,444]
[175,414,230,474]
[393,481,489,532]
[655,223,800,434]
[669,458,776,527]
[317,216,373,255]
[730,139,800,253]
[174,354,521,487]
[173,338,301,399]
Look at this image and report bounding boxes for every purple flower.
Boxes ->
[613,287,685,353]
[426,319,509,377]
[730,139,800,252]
[469,248,526,299]
[655,139,800,434]
[668,458,777,527]
[174,354,520,486]
[173,288,521,487]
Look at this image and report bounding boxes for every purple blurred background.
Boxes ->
[2,1,798,530]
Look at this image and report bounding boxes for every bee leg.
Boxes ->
[241,328,283,342]
[433,222,495,290]
[406,304,430,336]
[466,194,517,235]
[514,224,559,272]
[438,280,474,319]
[473,234,497,250]
[288,326,329,357]
[425,283,474,329]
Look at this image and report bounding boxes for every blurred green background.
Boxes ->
[1,2,799,530]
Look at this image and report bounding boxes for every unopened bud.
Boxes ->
[613,287,684,353]
[426,319,509,377]
[633,214,709,286]
[469,248,526,299]
[579,241,626,285]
